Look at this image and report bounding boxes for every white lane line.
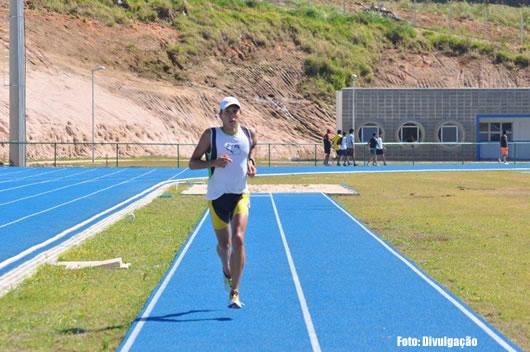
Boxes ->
[251,167,530,178]
[0,177,181,271]
[321,192,517,352]
[0,169,38,178]
[167,168,189,180]
[0,169,187,270]
[119,210,209,352]
[0,168,66,185]
[0,168,96,194]
[269,193,321,352]
[0,169,156,229]
[0,169,126,207]
[157,165,530,185]
[0,181,181,297]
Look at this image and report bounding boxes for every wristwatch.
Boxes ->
[248,158,256,165]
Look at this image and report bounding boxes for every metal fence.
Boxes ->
[0,141,529,167]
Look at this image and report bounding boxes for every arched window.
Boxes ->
[358,123,383,143]
[437,122,459,143]
[399,122,423,142]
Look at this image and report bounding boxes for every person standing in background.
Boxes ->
[331,130,342,165]
[375,133,387,166]
[368,133,378,166]
[499,130,509,164]
[345,128,357,166]
[339,132,348,166]
[323,128,332,166]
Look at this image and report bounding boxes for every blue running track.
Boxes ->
[118,193,521,352]
[0,164,526,350]
[0,167,191,276]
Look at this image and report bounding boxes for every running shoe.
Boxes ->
[228,290,244,309]
[223,270,232,292]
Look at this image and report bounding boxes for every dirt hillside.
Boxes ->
[0,4,528,161]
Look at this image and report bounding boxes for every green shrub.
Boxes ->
[494,51,512,64]
[385,23,416,46]
[471,41,494,55]
[304,56,332,78]
[514,55,529,68]
[303,56,351,91]
[149,0,175,21]
[429,33,470,56]
[358,63,372,78]
[128,1,158,22]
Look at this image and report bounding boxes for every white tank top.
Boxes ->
[205,126,251,200]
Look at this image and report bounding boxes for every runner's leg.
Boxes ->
[214,228,231,277]
[229,212,248,292]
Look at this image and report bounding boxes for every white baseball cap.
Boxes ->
[219,96,241,111]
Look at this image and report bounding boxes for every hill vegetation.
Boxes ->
[25,0,530,101]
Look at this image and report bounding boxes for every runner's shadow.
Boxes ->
[136,309,232,323]
[58,325,124,335]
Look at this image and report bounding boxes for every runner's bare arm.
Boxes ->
[189,129,231,169]
[188,129,211,170]
[247,129,257,177]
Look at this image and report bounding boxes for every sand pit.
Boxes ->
[180,183,358,195]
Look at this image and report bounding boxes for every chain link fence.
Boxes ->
[1,141,529,167]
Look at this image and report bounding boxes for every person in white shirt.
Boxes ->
[339,133,348,166]
[189,97,257,309]
[345,128,357,166]
[375,133,387,166]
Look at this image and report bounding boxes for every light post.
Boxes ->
[351,74,358,165]
[412,0,416,26]
[351,73,358,137]
[91,65,105,163]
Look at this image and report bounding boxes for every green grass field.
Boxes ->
[0,171,528,351]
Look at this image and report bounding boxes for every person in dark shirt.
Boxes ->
[368,133,378,166]
[499,130,509,164]
[323,128,332,166]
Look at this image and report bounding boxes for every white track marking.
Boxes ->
[0,169,156,229]
[0,169,126,207]
[0,168,96,193]
[252,166,530,178]
[0,168,65,184]
[321,192,517,352]
[270,193,321,352]
[119,210,208,352]
[0,181,182,296]
[0,172,187,271]
[167,168,189,180]
[0,168,41,178]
